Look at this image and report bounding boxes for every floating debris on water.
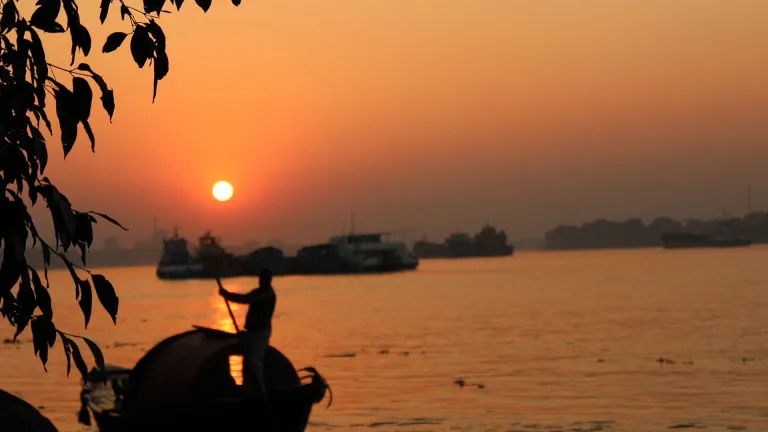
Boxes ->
[453,378,485,389]
[667,422,705,429]
[325,352,356,359]
[107,342,138,349]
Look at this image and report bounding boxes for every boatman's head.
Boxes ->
[259,269,273,287]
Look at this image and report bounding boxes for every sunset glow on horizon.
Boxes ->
[33,0,768,247]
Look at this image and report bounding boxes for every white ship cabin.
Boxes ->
[328,233,417,268]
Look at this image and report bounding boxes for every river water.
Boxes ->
[2,247,767,431]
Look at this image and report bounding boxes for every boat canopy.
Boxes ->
[122,327,300,417]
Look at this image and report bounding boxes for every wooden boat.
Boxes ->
[78,326,331,431]
[0,388,57,431]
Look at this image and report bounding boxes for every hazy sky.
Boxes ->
[33,0,768,248]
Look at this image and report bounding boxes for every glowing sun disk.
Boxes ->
[212,181,234,202]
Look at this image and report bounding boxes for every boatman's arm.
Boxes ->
[219,287,271,304]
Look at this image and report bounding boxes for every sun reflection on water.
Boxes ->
[210,286,245,385]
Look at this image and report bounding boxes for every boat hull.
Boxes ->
[415,249,514,259]
[156,258,419,280]
[87,395,315,432]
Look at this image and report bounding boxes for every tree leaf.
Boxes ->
[195,0,212,12]
[83,120,96,152]
[49,188,77,245]
[41,245,51,284]
[31,319,48,369]
[120,4,130,20]
[101,90,115,122]
[232,0,241,5]
[58,332,73,376]
[153,50,169,102]
[17,269,36,319]
[34,139,49,174]
[28,29,49,94]
[147,19,166,49]
[72,24,92,61]
[99,0,111,24]
[54,85,79,156]
[67,338,89,380]
[29,267,53,320]
[0,230,24,298]
[77,279,93,328]
[72,77,93,121]
[31,317,56,370]
[74,212,94,249]
[81,336,106,374]
[130,25,153,68]
[92,274,119,324]
[173,0,185,11]
[102,32,128,53]
[89,211,129,231]
[13,33,30,85]
[144,0,166,15]
[74,221,91,258]
[0,1,18,35]
[13,315,30,341]
[30,0,64,33]
[80,67,116,122]
[30,105,53,134]
[61,257,81,297]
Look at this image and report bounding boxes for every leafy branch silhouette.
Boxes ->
[0,0,240,380]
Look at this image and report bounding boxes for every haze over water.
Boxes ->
[2,248,767,431]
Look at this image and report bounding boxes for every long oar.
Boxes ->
[216,277,240,333]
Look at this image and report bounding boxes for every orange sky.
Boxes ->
[30,0,768,247]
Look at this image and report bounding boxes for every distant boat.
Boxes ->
[661,221,752,249]
[155,229,205,279]
[295,232,419,274]
[413,223,515,259]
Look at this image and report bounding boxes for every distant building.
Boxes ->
[132,218,167,252]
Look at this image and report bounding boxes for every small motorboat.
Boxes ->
[79,280,331,431]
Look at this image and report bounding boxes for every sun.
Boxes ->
[212,181,234,202]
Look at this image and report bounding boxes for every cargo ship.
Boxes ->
[156,230,419,280]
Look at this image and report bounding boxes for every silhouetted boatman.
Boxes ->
[218,269,277,401]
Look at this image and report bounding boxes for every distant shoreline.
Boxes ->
[544,212,768,251]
